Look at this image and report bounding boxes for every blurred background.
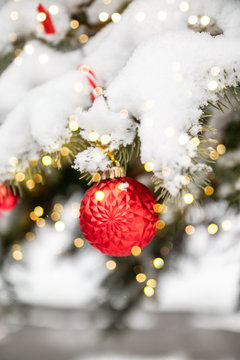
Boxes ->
[1,0,240,359]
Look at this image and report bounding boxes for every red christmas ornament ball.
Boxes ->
[79,177,159,256]
[0,185,18,211]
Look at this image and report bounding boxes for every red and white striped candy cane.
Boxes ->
[77,65,103,103]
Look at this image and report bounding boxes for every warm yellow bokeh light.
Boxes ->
[34,206,44,217]
[55,221,65,232]
[200,15,211,26]
[9,157,18,166]
[71,208,79,218]
[30,211,38,221]
[54,203,63,212]
[153,204,163,213]
[221,220,232,231]
[111,12,121,22]
[36,218,46,228]
[70,20,79,29]
[208,223,218,235]
[36,12,47,22]
[61,147,70,156]
[93,86,103,97]
[12,244,21,251]
[147,279,157,288]
[160,204,168,214]
[25,232,35,241]
[179,1,189,12]
[188,15,198,25]
[120,109,129,118]
[153,257,164,269]
[92,173,101,182]
[51,211,60,221]
[162,167,171,177]
[74,82,83,93]
[26,180,35,190]
[181,175,190,186]
[135,11,146,22]
[79,34,89,43]
[99,12,109,22]
[156,220,165,230]
[72,203,80,211]
[74,238,84,248]
[69,120,79,131]
[131,246,142,256]
[30,159,38,167]
[190,137,200,147]
[49,5,59,15]
[208,80,218,91]
[211,66,220,76]
[89,131,99,142]
[10,11,19,21]
[217,144,226,155]
[185,225,195,235]
[106,260,117,270]
[157,11,167,21]
[100,134,111,145]
[15,172,25,182]
[15,48,22,56]
[24,44,35,55]
[12,249,23,261]
[209,151,219,161]
[95,190,105,201]
[14,56,22,66]
[34,174,43,183]
[204,186,214,196]
[144,286,154,297]
[144,162,154,172]
[42,156,52,166]
[184,193,194,204]
[9,32,17,42]
[136,273,146,283]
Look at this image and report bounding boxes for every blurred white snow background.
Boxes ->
[2,192,107,308]
[1,198,239,335]
[158,202,240,315]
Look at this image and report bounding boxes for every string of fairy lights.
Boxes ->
[3,0,233,298]
[10,154,233,298]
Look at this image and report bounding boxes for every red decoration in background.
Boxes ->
[0,185,18,212]
[80,177,158,256]
[37,4,56,34]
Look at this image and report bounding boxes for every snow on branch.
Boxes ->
[0,40,81,122]
[1,0,240,194]
[76,0,240,194]
[103,31,240,194]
